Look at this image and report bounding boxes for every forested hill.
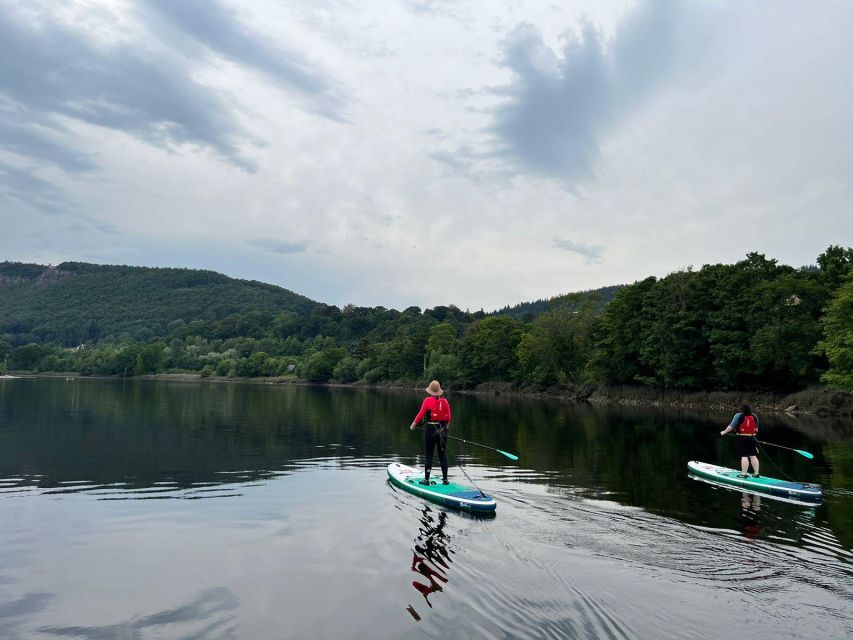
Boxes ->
[0,261,317,345]
[493,285,623,319]
[2,248,852,394]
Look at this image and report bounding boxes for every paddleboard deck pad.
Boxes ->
[387,463,496,512]
[688,461,822,505]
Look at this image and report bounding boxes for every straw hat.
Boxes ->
[425,380,444,396]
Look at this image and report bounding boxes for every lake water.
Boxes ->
[0,378,850,639]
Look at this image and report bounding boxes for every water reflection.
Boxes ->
[0,378,850,638]
[740,493,762,540]
[408,507,453,616]
[0,592,54,638]
[37,587,238,639]
[0,378,850,547]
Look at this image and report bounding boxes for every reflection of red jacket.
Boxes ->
[737,415,758,436]
[413,397,452,423]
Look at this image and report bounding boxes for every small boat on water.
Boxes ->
[688,461,822,506]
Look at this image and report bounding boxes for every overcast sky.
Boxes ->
[1,0,850,310]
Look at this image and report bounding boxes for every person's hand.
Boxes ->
[409,424,415,430]
[720,430,726,436]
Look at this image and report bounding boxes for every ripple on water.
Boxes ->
[469,481,853,638]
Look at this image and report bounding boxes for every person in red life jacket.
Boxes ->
[720,403,760,478]
[409,380,452,486]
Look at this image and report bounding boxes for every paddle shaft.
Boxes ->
[756,440,814,459]
[413,425,518,460]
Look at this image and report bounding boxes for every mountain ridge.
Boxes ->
[0,261,318,346]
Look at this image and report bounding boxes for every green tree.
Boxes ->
[301,348,346,382]
[427,322,457,356]
[427,353,462,385]
[589,277,656,385]
[463,316,523,382]
[748,270,825,388]
[236,351,274,377]
[638,269,710,389]
[817,245,853,290]
[216,358,236,377]
[11,343,46,370]
[820,275,853,389]
[0,339,11,373]
[517,306,596,386]
[333,356,360,383]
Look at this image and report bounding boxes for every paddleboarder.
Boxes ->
[720,403,760,478]
[409,380,452,486]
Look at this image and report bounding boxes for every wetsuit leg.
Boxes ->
[437,425,448,480]
[424,425,437,481]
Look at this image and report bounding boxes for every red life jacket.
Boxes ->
[426,397,451,422]
[738,414,757,436]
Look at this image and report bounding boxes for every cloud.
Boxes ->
[141,0,346,119]
[428,148,475,175]
[0,106,98,174]
[0,0,348,218]
[0,160,75,215]
[403,1,464,16]
[0,7,256,172]
[489,0,699,181]
[250,238,309,254]
[552,237,603,263]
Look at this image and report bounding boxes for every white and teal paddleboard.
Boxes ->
[387,463,496,513]
[688,461,822,505]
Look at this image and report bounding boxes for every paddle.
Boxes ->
[412,426,519,461]
[756,440,814,460]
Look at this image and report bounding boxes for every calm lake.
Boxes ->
[0,378,851,639]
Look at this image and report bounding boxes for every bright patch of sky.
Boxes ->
[1,0,851,310]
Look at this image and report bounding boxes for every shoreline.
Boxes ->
[7,371,853,419]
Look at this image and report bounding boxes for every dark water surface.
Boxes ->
[0,378,850,639]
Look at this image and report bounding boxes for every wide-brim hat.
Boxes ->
[425,380,444,396]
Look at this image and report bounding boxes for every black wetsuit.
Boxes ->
[424,421,448,482]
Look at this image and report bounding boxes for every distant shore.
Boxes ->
[7,371,853,419]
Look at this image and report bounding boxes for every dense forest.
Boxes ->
[1,247,852,392]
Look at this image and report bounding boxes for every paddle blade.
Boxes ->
[497,449,519,461]
[795,449,814,459]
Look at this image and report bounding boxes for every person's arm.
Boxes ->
[721,413,742,436]
[446,401,452,429]
[409,398,430,430]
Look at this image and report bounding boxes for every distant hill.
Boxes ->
[0,261,317,346]
[493,285,623,319]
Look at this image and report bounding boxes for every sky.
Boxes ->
[1,0,851,311]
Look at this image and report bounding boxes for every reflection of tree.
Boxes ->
[407,507,452,617]
[2,378,849,549]
[0,380,423,489]
[823,443,853,547]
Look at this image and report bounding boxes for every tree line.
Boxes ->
[1,248,852,392]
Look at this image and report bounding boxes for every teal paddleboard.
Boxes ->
[688,461,822,505]
[387,463,496,512]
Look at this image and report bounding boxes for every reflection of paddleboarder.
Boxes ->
[409,380,452,486]
[407,507,453,617]
[740,493,762,540]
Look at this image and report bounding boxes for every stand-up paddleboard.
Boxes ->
[688,461,822,505]
[387,463,496,513]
